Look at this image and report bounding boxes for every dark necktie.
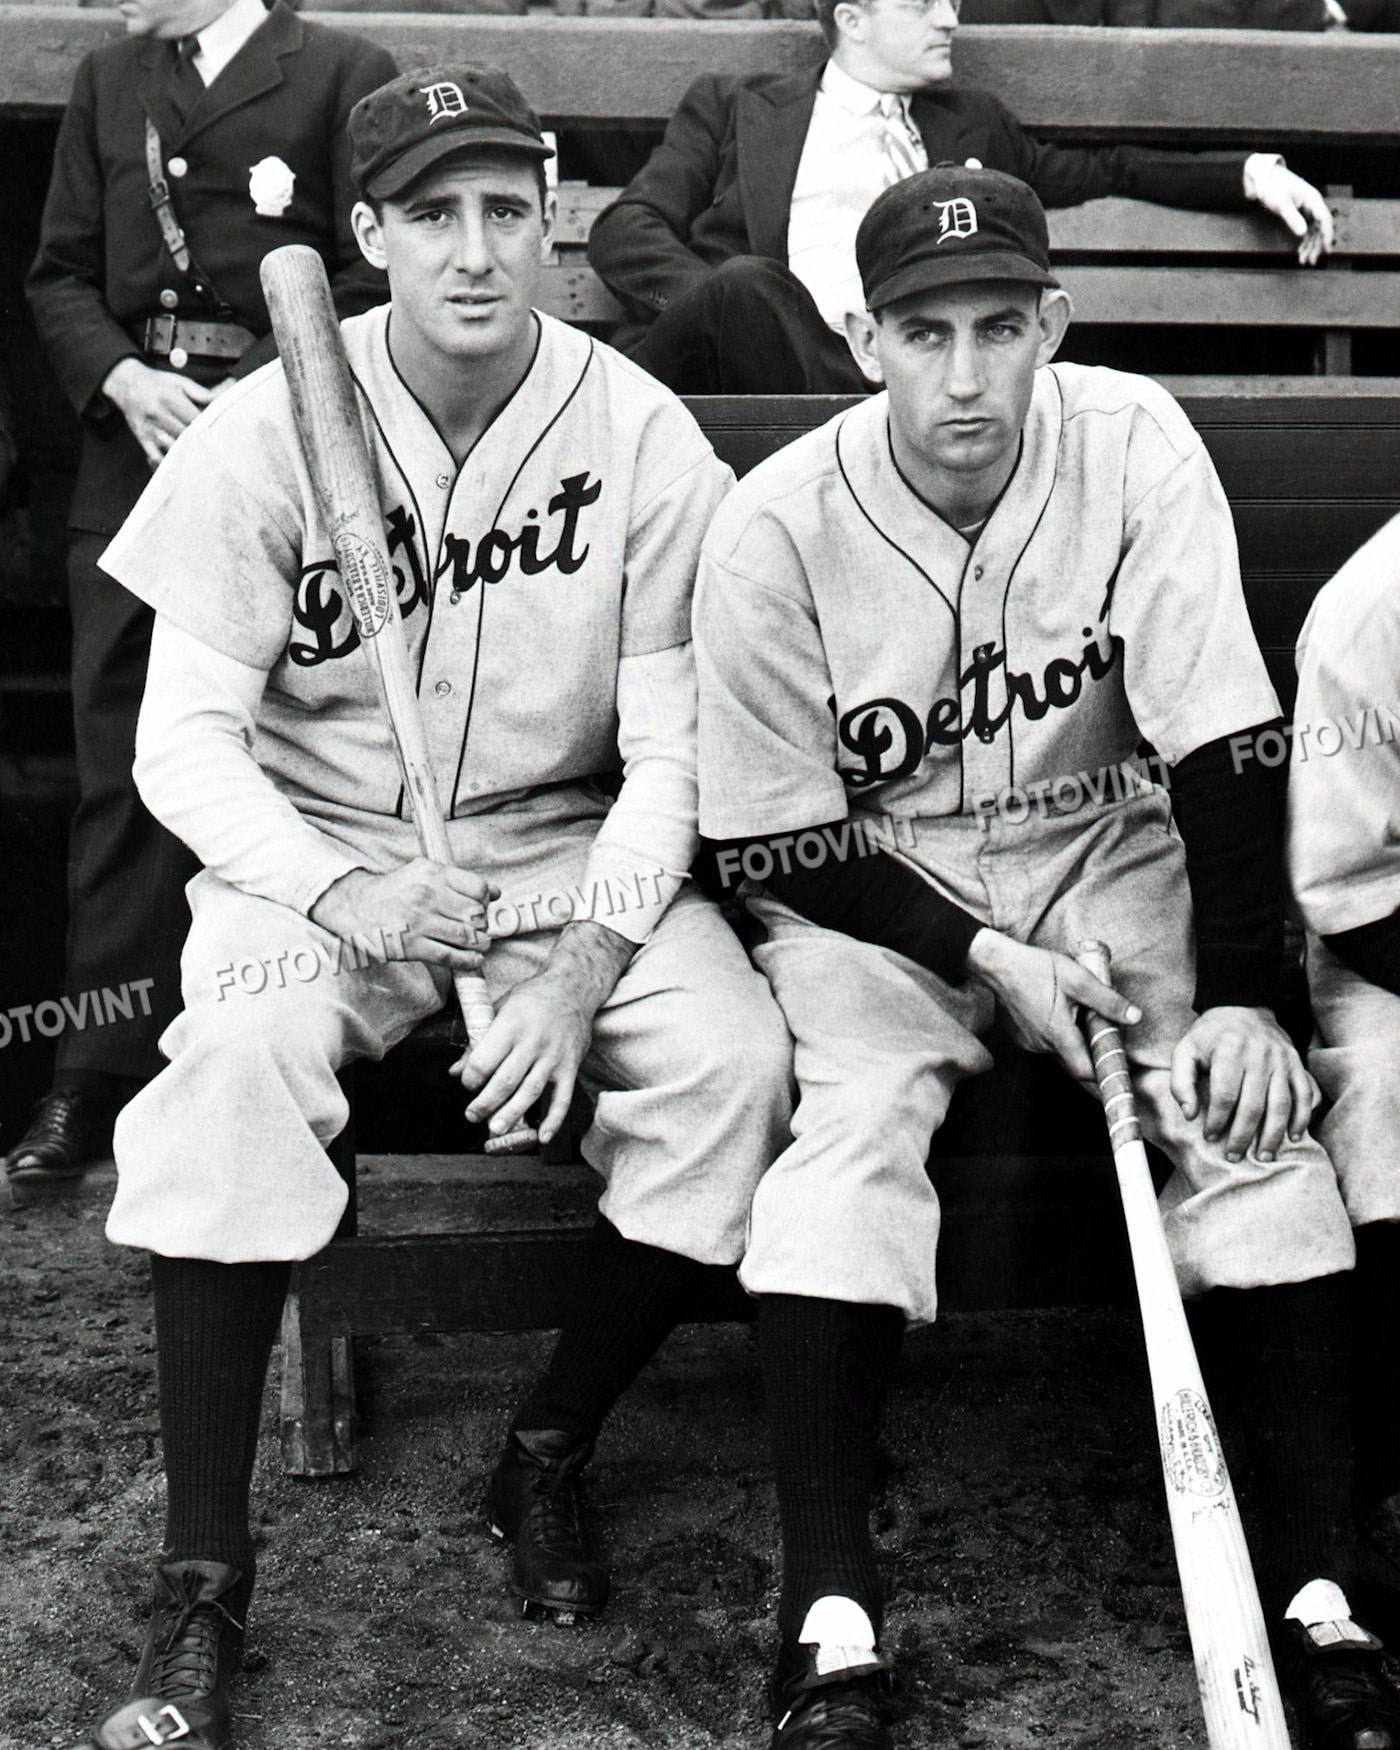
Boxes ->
[167,35,204,126]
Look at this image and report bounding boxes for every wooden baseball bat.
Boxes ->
[1075,940,1288,1748]
[260,244,536,1155]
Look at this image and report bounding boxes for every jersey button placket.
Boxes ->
[960,571,1013,807]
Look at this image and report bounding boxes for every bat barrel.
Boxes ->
[1075,939,1291,1749]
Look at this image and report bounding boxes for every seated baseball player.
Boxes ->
[1288,511,1400,1642]
[77,64,792,1749]
[694,164,1399,1750]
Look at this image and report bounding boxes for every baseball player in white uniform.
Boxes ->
[695,165,1397,1750]
[1288,511,1400,1651]
[77,65,791,1749]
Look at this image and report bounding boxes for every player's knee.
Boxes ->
[169,993,338,1079]
[681,985,793,1126]
[798,1057,940,1160]
[705,254,792,314]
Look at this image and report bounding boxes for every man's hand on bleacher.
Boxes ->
[1243,154,1336,266]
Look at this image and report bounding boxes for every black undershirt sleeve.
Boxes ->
[1322,910,1400,1000]
[1168,722,1288,1014]
[702,824,985,984]
[705,720,1288,1006]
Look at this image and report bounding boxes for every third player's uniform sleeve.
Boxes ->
[1107,418,1280,766]
[1288,514,1400,938]
[694,510,849,839]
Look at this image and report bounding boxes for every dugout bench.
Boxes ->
[277,387,1400,1476]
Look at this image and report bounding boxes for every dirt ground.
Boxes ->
[1,1160,1220,1750]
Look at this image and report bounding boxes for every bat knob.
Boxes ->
[483,1123,541,1157]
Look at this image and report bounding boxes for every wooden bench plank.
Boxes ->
[4,12,1400,138]
[290,1155,1135,1338]
[1233,506,1398,570]
[1058,266,1400,327]
[540,261,622,323]
[555,188,1400,258]
[540,257,1400,330]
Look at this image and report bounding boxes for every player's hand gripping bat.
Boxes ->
[1075,940,1289,1749]
[260,244,536,1155]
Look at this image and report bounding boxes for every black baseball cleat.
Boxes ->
[76,1696,207,1748]
[104,1559,248,1749]
[771,1647,895,1750]
[1354,1493,1400,1649]
[1278,1616,1400,1750]
[485,1428,609,1624]
[3,1074,135,1197]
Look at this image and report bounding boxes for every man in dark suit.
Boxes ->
[15,0,395,1189]
[589,0,1335,392]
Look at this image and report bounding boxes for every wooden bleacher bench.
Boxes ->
[276,386,1400,1476]
[4,16,1400,381]
[549,183,1400,377]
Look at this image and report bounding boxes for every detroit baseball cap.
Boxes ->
[856,164,1059,311]
[350,65,553,202]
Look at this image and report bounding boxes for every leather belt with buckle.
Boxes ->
[139,314,255,366]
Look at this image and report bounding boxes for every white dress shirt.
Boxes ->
[786,60,929,333]
[189,0,270,86]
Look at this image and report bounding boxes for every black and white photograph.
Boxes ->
[4,1,1400,1743]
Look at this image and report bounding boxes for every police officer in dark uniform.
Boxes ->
[16,0,396,1188]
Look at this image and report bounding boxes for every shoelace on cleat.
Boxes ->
[149,1577,242,1699]
[524,1462,592,1559]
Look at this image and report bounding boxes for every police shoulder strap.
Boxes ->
[143,116,229,311]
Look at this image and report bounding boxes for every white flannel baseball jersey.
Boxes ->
[1288,511,1400,938]
[102,307,729,833]
[695,362,1281,838]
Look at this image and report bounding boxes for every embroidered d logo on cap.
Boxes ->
[349,64,553,201]
[856,164,1058,311]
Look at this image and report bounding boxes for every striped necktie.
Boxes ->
[878,93,925,188]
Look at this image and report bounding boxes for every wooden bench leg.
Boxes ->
[279,1285,358,1476]
[279,1073,360,1477]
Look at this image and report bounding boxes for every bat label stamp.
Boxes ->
[333,532,392,639]
[1159,1389,1227,1499]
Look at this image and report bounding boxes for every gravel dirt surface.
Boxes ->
[0,1154,1230,1750]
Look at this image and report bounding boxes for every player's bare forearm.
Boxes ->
[966,928,1140,1082]
[309,859,494,974]
[454,922,634,1146]
[1169,1006,1319,1162]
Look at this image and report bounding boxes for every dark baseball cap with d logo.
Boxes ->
[350,64,554,201]
[856,164,1059,311]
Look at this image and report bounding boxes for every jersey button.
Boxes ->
[159,288,179,310]
[169,347,189,370]
[436,473,451,489]
[168,156,188,178]
[449,591,461,606]
[434,679,452,697]
[974,565,984,579]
